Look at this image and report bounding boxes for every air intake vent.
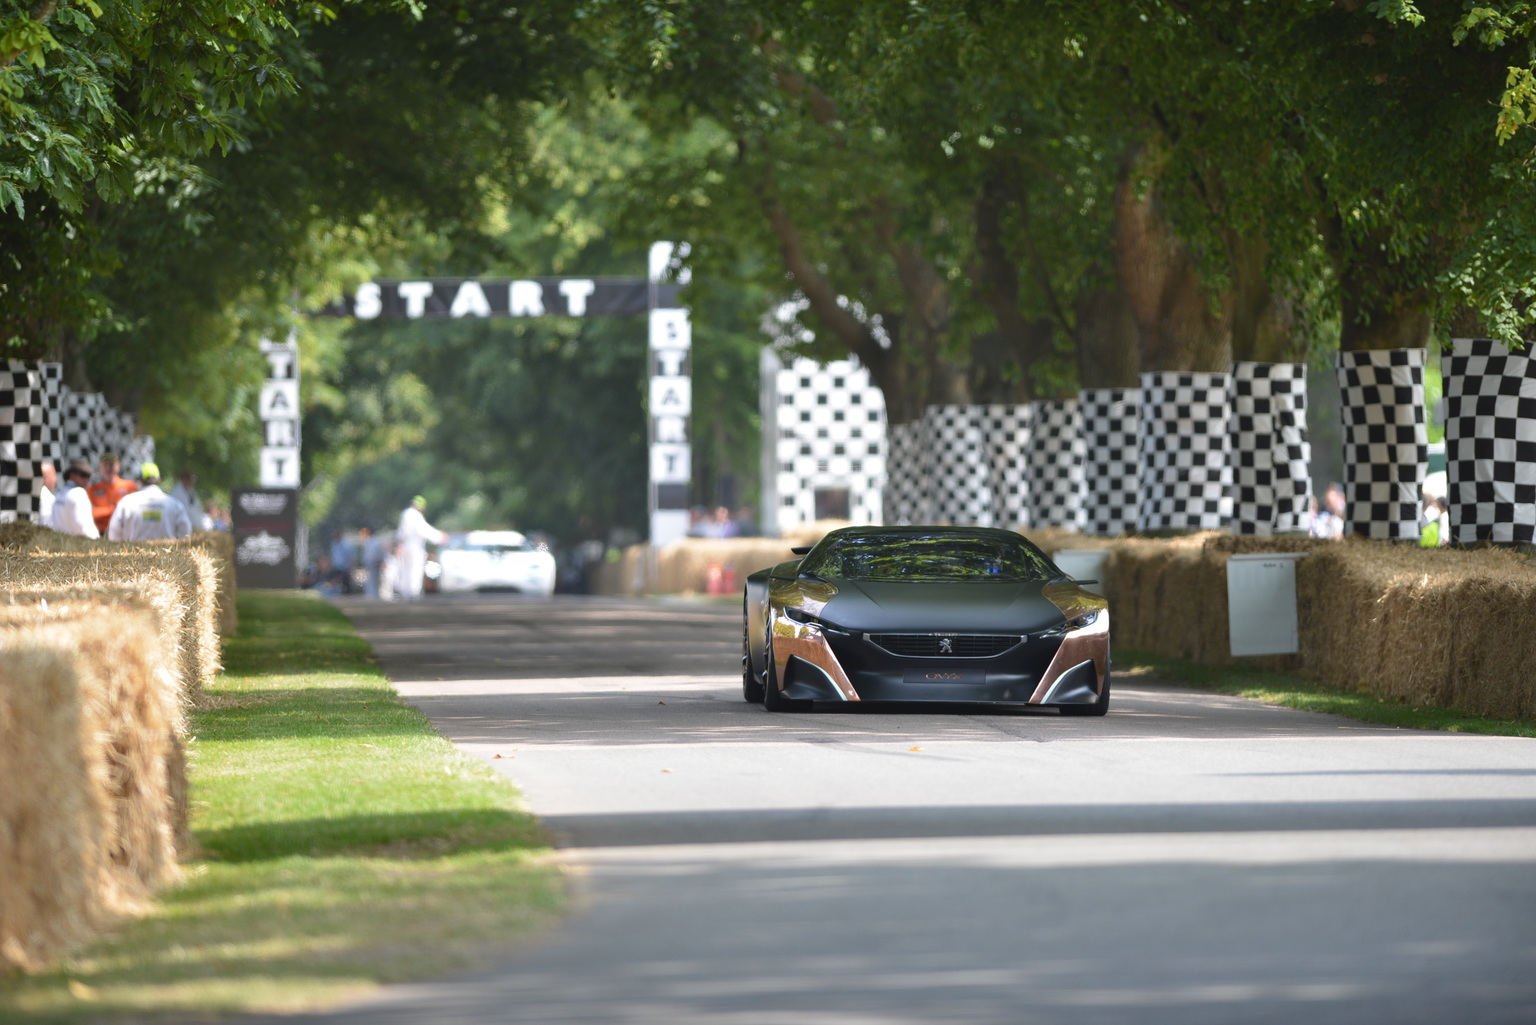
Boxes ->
[867,634,1021,658]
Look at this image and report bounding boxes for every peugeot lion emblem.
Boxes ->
[939,637,954,654]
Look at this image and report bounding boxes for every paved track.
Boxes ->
[284,593,1536,1024]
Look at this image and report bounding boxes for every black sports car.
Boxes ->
[742,526,1109,714]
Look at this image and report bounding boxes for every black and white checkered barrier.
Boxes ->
[1028,398,1085,530]
[768,357,887,530]
[1079,388,1140,536]
[1442,338,1536,545]
[981,404,1033,529]
[1336,349,1426,540]
[1231,362,1311,535]
[0,361,47,522]
[923,405,994,527]
[124,434,156,482]
[1138,372,1232,531]
[883,420,931,525]
[38,362,62,469]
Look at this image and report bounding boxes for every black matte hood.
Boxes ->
[817,578,1065,634]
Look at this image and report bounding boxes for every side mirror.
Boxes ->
[790,546,811,555]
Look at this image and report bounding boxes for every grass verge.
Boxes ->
[1116,647,1536,738]
[0,590,563,1022]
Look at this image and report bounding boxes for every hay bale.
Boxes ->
[0,579,188,732]
[0,604,181,971]
[658,538,807,594]
[1,547,219,706]
[184,530,238,636]
[1298,543,1536,718]
[0,522,235,638]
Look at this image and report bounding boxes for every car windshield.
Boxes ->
[447,535,532,553]
[799,531,1058,582]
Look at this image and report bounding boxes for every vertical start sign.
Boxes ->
[648,243,692,546]
[258,335,300,488]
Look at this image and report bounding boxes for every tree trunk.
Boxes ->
[1227,232,1303,363]
[1113,170,1232,373]
[1074,275,1140,389]
[1337,254,1432,351]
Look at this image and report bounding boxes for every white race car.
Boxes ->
[432,530,556,596]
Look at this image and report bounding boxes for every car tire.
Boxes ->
[1060,674,1110,716]
[761,637,811,712]
[742,595,765,703]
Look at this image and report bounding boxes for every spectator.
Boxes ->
[733,505,759,538]
[360,527,386,599]
[203,500,230,530]
[700,505,738,538]
[396,496,443,601]
[329,528,357,594]
[88,452,138,535]
[1420,494,1450,547]
[107,462,193,541]
[50,459,99,538]
[170,468,210,530]
[37,460,56,525]
[1310,482,1346,539]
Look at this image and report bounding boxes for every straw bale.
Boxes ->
[658,538,807,594]
[0,605,181,971]
[1298,543,1536,718]
[0,547,218,706]
[184,530,238,636]
[0,521,235,638]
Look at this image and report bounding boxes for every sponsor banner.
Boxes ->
[232,487,299,588]
[324,278,682,319]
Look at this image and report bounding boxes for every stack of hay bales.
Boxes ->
[1298,543,1536,718]
[1027,525,1536,719]
[0,604,181,971]
[0,521,238,970]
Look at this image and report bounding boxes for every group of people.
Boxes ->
[39,453,221,542]
[689,505,757,539]
[309,495,444,601]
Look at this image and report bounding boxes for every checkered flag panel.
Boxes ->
[1139,372,1233,531]
[765,354,888,532]
[1336,349,1426,540]
[923,405,994,527]
[124,435,156,484]
[1029,399,1085,530]
[1231,362,1311,535]
[39,362,62,468]
[0,360,46,522]
[1079,388,1140,536]
[981,404,1032,530]
[1441,338,1536,545]
[883,420,931,525]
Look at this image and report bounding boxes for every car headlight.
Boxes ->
[783,606,851,635]
[1044,610,1099,636]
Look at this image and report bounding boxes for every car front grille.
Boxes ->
[866,633,1022,658]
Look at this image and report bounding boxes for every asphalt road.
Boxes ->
[290,593,1535,1024]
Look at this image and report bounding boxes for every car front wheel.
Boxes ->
[742,595,765,703]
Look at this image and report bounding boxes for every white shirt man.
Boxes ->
[37,461,56,524]
[107,463,193,542]
[395,496,443,600]
[50,461,100,538]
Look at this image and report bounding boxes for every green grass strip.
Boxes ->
[1117,647,1536,738]
[1,590,563,1022]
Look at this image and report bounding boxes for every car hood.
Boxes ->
[816,578,1066,634]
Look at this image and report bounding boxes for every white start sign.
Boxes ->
[259,334,300,488]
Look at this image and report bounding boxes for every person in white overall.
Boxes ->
[395,495,443,600]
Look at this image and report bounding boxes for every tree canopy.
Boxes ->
[3,0,1535,541]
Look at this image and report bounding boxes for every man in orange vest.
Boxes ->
[88,452,138,535]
